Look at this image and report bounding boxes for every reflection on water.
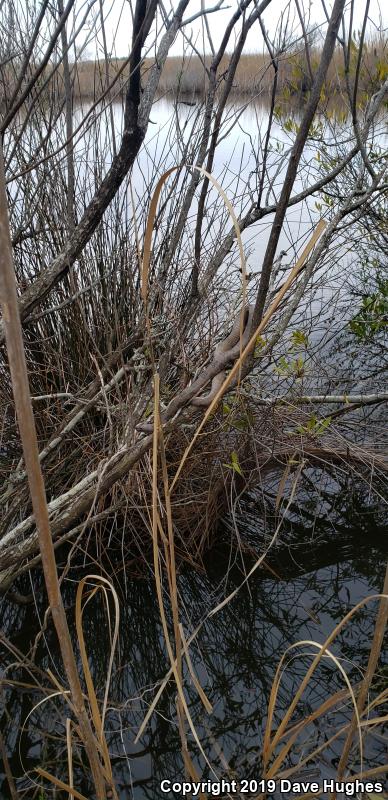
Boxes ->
[1,467,387,798]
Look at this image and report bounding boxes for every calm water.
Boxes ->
[73,96,342,265]
[1,466,387,798]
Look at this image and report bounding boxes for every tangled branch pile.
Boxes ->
[0,0,387,594]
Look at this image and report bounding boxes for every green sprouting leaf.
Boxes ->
[223,451,243,476]
[254,335,267,357]
[276,353,306,378]
[231,451,243,475]
[232,416,248,432]
[296,415,331,437]
[322,193,334,207]
[275,355,290,376]
[290,330,309,349]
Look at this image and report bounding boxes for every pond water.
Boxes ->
[1,466,387,798]
[73,96,342,265]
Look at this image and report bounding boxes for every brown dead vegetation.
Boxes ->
[69,40,387,101]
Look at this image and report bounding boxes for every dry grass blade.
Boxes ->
[75,584,108,752]
[179,623,213,714]
[170,219,327,493]
[35,768,89,800]
[156,397,189,765]
[0,730,18,800]
[263,591,388,769]
[150,374,181,696]
[66,717,74,800]
[76,575,120,730]
[189,164,248,325]
[335,562,388,786]
[75,575,120,798]
[149,374,213,786]
[264,640,362,780]
[141,164,246,305]
[141,167,177,304]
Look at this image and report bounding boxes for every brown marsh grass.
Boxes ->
[69,39,387,102]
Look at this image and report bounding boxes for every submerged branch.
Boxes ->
[247,392,388,406]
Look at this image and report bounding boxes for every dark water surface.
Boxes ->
[1,466,387,798]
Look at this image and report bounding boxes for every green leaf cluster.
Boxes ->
[290,330,309,349]
[349,279,388,341]
[223,450,243,476]
[295,415,332,437]
[275,355,305,378]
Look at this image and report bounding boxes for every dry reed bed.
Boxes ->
[69,42,387,101]
[3,41,385,105]
[1,380,384,582]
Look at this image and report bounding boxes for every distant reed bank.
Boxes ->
[69,42,387,102]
